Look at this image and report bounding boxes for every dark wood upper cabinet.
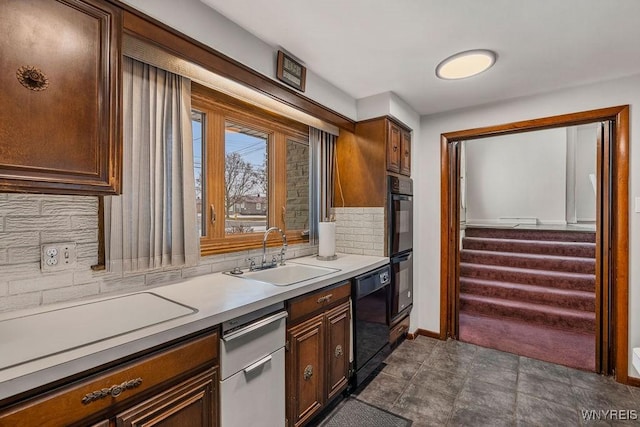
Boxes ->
[387,122,402,173]
[0,0,122,195]
[400,129,412,176]
[335,116,412,207]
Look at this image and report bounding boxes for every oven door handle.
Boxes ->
[393,252,412,263]
[393,195,412,201]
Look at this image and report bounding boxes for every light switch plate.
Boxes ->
[41,242,77,272]
[635,197,640,213]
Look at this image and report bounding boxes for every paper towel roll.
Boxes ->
[318,222,336,257]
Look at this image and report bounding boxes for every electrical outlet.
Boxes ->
[41,242,77,272]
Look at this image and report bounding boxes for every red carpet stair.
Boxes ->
[459,227,596,334]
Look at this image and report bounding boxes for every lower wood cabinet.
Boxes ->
[0,330,219,427]
[285,282,351,427]
[116,368,217,427]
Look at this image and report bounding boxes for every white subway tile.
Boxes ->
[41,229,98,244]
[71,216,98,230]
[101,274,146,293]
[210,260,241,274]
[8,246,40,264]
[42,283,100,305]
[6,216,71,231]
[181,264,213,278]
[0,249,6,264]
[9,272,74,294]
[0,292,41,313]
[0,231,40,249]
[0,282,7,297]
[363,249,382,256]
[0,262,41,280]
[41,197,98,215]
[145,269,183,286]
[0,199,40,216]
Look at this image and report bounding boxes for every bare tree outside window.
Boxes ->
[225,122,268,234]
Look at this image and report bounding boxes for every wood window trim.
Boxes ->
[439,105,630,384]
[193,84,310,256]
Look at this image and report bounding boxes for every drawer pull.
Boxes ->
[317,294,333,304]
[244,354,272,375]
[303,365,313,381]
[81,378,143,404]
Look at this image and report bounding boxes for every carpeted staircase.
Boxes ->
[459,227,596,369]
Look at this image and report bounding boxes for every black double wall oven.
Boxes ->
[388,175,413,323]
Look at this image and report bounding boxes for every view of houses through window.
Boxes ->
[224,121,268,234]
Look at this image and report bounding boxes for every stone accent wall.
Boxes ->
[0,193,317,314]
[333,207,385,256]
[285,141,309,231]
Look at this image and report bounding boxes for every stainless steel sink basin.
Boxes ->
[231,263,340,286]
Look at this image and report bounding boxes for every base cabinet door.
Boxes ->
[325,302,350,400]
[287,314,325,427]
[116,368,218,427]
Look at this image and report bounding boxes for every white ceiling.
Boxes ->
[199,0,640,116]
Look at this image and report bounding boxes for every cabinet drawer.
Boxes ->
[389,315,410,345]
[288,282,350,323]
[0,330,219,427]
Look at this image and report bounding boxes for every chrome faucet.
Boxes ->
[262,226,287,268]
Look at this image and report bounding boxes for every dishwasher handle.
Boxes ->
[243,354,273,375]
[222,311,288,342]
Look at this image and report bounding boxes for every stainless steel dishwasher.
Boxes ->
[220,302,287,427]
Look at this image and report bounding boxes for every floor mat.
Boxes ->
[318,398,412,427]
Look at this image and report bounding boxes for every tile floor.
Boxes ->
[334,336,640,426]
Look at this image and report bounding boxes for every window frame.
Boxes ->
[192,83,310,256]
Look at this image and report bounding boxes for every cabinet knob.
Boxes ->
[393,145,398,152]
[335,345,343,358]
[303,365,313,381]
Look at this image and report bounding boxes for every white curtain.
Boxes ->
[309,128,337,243]
[104,57,198,273]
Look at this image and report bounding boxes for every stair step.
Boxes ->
[459,263,595,292]
[460,277,595,312]
[464,227,595,243]
[459,293,595,333]
[460,249,595,274]
[462,237,595,258]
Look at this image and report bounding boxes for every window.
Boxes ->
[192,84,310,255]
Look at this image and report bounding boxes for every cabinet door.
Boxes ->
[287,314,325,427]
[400,130,411,176]
[386,121,401,173]
[0,0,121,195]
[325,301,351,401]
[116,368,218,427]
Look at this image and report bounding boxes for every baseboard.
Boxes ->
[627,376,640,387]
[408,328,443,340]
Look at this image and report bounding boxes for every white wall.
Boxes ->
[120,0,358,120]
[464,128,567,225]
[575,125,597,221]
[416,73,640,377]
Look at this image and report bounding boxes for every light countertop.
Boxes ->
[0,253,388,402]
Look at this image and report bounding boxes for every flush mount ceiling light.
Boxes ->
[436,49,496,80]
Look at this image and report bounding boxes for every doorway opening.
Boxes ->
[440,106,629,380]
[458,124,597,371]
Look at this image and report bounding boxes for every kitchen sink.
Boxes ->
[229,263,340,286]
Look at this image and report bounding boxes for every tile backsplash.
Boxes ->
[332,207,385,256]
[0,193,317,313]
